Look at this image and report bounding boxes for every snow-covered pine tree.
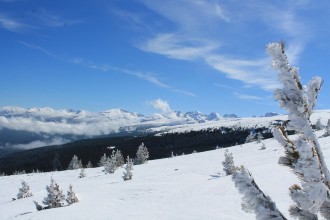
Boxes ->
[112,149,124,167]
[66,184,78,205]
[267,42,330,219]
[135,142,149,165]
[43,177,65,208]
[232,165,287,220]
[78,168,86,178]
[67,155,83,170]
[245,132,256,143]
[17,180,33,199]
[315,118,323,130]
[104,156,117,174]
[122,156,133,181]
[86,161,93,168]
[222,149,236,175]
[323,119,330,137]
[256,132,264,143]
[98,153,110,167]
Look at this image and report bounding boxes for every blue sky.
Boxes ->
[1,0,330,117]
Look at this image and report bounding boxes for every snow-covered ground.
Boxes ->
[1,129,330,220]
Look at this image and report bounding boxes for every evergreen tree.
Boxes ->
[67,155,83,170]
[245,132,255,143]
[17,180,33,199]
[86,161,93,168]
[256,132,264,143]
[104,157,117,174]
[222,149,236,175]
[135,142,149,165]
[267,42,330,219]
[122,156,133,181]
[78,168,86,178]
[66,184,78,205]
[112,149,124,167]
[315,118,323,130]
[98,153,109,167]
[232,166,287,220]
[43,177,65,208]
[323,119,330,137]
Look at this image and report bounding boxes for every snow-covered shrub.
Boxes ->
[232,166,286,220]
[256,132,264,143]
[315,118,323,130]
[122,156,133,181]
[67,155,83,170]
[112,149,125,167]
[78,168,86,178]
[104,157,117,174]
[323,119,330,137]
[222,149,236,175]
[66,184,78,205]
[267,42,330,219]
[245,132,255,143]
[135,142,149,165]
[98,153,110,167]
[43,177,65,208]
[86,161,93,168]
[17,180,33,199]
[259,143,266,150]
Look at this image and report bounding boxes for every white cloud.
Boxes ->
[0,15,30,33]
[149,99,172,113]
[9,138,70,150]
[233,92,264,101]
[139,33,219,61]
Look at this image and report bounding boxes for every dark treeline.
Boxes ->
[0,126,274,175]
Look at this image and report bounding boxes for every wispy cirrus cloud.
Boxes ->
[233,92,265,101]
[71,57,196,97]
[126,0,312,91]
[18,41,57,58]
[0,14,31,33]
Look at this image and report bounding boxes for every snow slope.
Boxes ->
[1,130,330,219]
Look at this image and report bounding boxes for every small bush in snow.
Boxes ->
[98,153,110,167]
[245,132,255,143]
[66,184,79,205]
[112,149,125,167]
[17,180,33,199]
[256,132,264,143]
[78,168,86,178]
[122,156,133,181]
[259,143,266,150]
[315,117,323,130]
[86,161,93,168]
[67,155,83,170]
[42,177,65,208]
[104,157,117,174]
[135,142,149,165]
[222,149,237,175]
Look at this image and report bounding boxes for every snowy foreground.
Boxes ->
[1,131,330,220]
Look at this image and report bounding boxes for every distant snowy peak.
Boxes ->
[207,112,222,121]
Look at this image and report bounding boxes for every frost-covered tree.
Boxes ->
[122,156,133,181]
[323,119,330,137]
[78,168,86,178]
[135,142,149,165]
[66,184,78,205]
[67,155,83,170]
[256,132,264,143]
[222,149,236,175]
[98,153,110,167]
[43,177,65,208]
[104,157,117,174]
[267,42,330,219]
[245,132,256,143]
[232,166,287,220]
[112,149,125,167]
[86,161,93,168]
[315,118,323,130]
[17,180,33,199]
